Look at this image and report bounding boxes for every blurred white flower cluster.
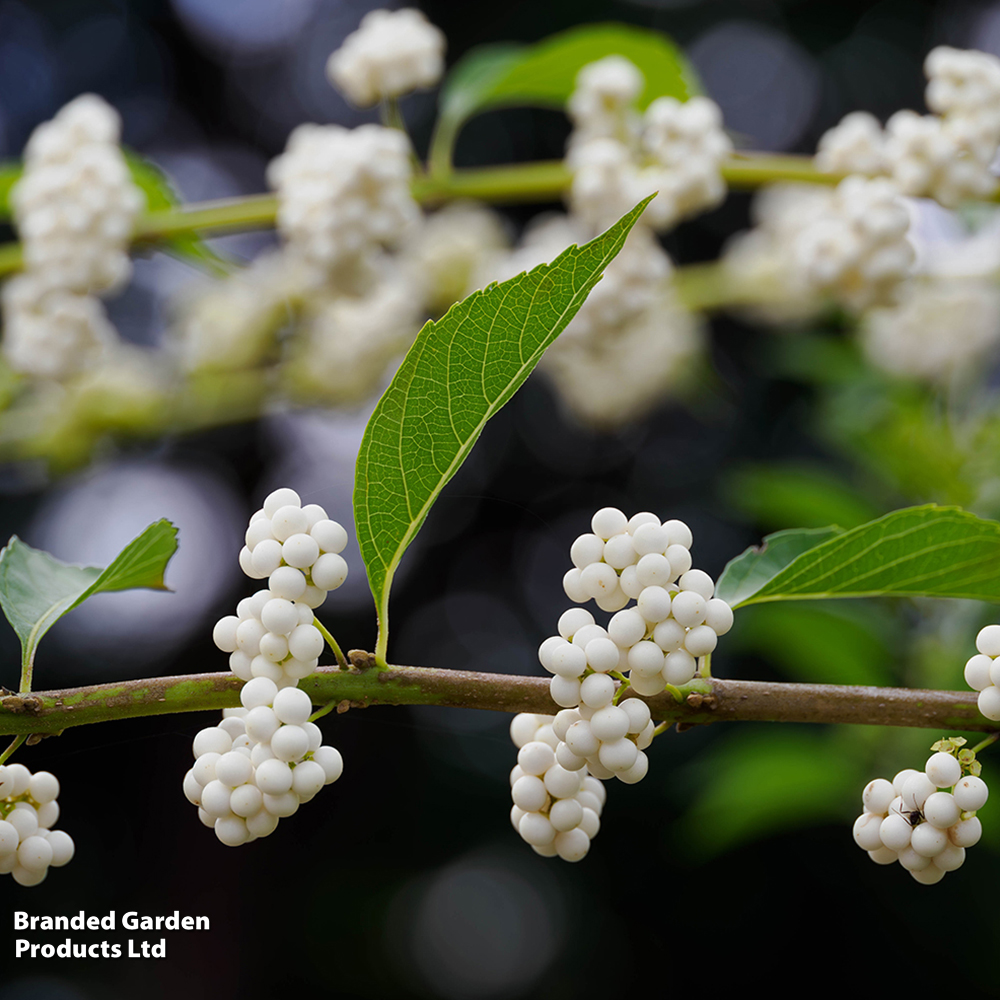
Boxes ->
[8,10,1000,457]
[3,95,144,380]
[566,56,731,232]
[724,177,915,314]
[325,7,445,108]
[817,47,1000,207]
[724,43,1000,382]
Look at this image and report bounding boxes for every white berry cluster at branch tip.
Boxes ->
[267,123,419,287]
[817,46,1000,208]
[566,56,732,233]
[509,713,607,861]
[326,8,446,108]
[188,488,348,846]
[963,624,1000,720]
[0,764,74,886]
[853,739,987,884]
[3,94,144,379]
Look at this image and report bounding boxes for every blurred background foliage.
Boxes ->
[1,0,1000,997]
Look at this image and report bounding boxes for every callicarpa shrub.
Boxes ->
[1,9,1000,905]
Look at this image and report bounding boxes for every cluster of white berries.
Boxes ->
[566,56,731,233]
[267,123,419,288]
[725,177,914,313]
[853,741,987,884]
[3,94,143,379]
[548,506,732,695]
[509,713,607,861]
[185,488,348,846]
[213,488,348,684]
[817,47,1000,208]
[510,508,732,861]
[326,8,446,108]
[963,624,1000,721]
[0,764,74,887]
[182,686,344,847]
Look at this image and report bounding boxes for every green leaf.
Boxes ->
[355,198,651,662]
[0,520,178,689]
[438,43,526,125]
[0,161,22,216]
[432,24,699,171]
[125,152,232,276]
[716,525,843,608]
[717,505,1000,609]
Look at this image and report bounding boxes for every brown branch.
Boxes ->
[0,657,992,737]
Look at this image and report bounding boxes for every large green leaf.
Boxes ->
[716,525,843,607]
[431,24,699,171]
[0,520,178,688]
[355,198,651,662]
[717,505,1000,608]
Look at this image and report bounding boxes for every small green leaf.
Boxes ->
[0,520,178,689]
[717,505,1000,608]
[438,43,526,125]
[432,24,699,172]
[355,198,651,662]
[0,160,22,216]
[715,525,843,608]
[125,152,232,276]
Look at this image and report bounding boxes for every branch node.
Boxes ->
[348,649,377,671]
[335,700,352,714]
[686,692,717,710]
[1,694,44,715]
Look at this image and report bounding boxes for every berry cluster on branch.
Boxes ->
[185,488,347,846]
[510,508,732,862]
[0,763,74,887]
[853,740,987,884]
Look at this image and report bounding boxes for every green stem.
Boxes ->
[971,732,1000,754]
[0,734,24,764]
[698,652,712,680]
[0,150,995,281]
[663,683,684,704]
[721,152,843,189]
[313,618,349,670]
[427,115,460,181]
[308,699,340,723]
[136,194,279,242]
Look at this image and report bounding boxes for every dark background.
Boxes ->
[1,0,998,997]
